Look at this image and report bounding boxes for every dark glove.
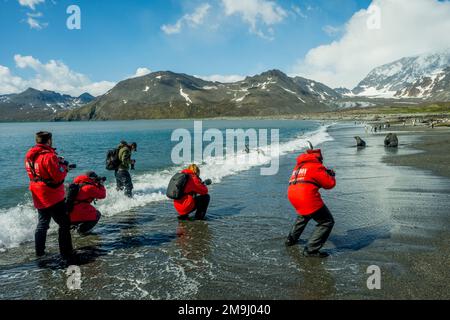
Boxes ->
[203,179,212,186]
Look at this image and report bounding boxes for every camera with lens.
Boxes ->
[95,176,107,184]
[59,157,76,170]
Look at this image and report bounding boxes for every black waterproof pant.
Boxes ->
[36,200,73,258]
[178,194,211,220]
[288,205,335,253]
[115,169,133,198]
[73,211,101,234]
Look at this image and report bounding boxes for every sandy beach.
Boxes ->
[330,123,450,299]
[382,125,450,179]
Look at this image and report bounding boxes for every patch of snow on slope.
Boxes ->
[143,86,150,92]
[417,71,445,98]
[281,87,296,95]
[280,86,305,103]
[355,86,398,98]
[256,77,277,90]
[235,93,249,102]
[179,86,192,106]
[336,101,376,109]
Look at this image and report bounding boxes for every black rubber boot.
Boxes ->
[302,248,329,258]
[285,235,297,247]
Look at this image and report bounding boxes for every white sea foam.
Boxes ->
[0,125,333,250]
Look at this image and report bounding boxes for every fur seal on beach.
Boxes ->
[384,133,399,148]
[354,136,366,148]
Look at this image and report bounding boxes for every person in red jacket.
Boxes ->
[25,131,73,259]
[69,171,107,234]
[174,164,211,220]
[286,148,336,258]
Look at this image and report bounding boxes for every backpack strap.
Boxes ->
[27,151,64,189]
[71,182,97,206]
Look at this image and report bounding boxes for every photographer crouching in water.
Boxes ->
[285,144,336,258]
[25,131,75,260]
[167,164,212,220]
[67,171,107,234]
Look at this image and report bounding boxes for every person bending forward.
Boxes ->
[286,148,336,258]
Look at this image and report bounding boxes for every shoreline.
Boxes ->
[324,123,450,299]
[380,125,450,179]
[2,108,450,124]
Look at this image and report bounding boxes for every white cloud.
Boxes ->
[0,55,115,96]
[18,0,47,30]
[322,25,342,37]
[129,67,152,78]
[18,0,44,10]
[26,12,47,30]
[162,3,211,35]
[292,5,307,19]
[292,0,450,89]
[196,74,245,83]
[161,21,182,35]
[0,66,26,94]
[221,0,287,39]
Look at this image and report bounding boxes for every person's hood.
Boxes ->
[296,149,323,165]
[74,175,95,184]
[25,144,54,161]
[181,169,196,175]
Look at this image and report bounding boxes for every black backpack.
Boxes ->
[166,173,188,200]
[106,148,120,171]
[66,183,82,213]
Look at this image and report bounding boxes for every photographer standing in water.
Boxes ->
[67,171,107,234]
[115,141,137,198]
[25,131,74,260]
[286,146,336,258]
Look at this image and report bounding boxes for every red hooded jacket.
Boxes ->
[69,175,106,223]
[287,150,336,215]
[25,144,68,210]
[173,169,209,216]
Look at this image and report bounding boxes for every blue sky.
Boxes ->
[1,0,449,95]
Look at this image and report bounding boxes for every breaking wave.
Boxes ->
[0,125,333,250]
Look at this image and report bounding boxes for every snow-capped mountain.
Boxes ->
[334,87,353,96]
[352,50,450,99]
[58,70,340,120]
[0,88,95,121]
